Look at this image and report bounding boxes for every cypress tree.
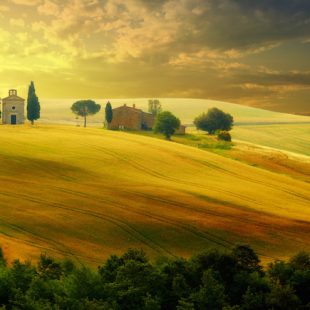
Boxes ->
[105,101,113,128]
[27,81,40,125]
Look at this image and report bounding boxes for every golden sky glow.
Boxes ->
[0,0,309,113]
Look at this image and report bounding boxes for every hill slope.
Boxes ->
[0,125,309,265]
[232,123,310,156]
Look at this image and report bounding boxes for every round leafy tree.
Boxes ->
[194,108,233,134]
[71,100,101,127]
[154,111,180,140]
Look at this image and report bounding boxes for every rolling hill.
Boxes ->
[42,98,310,125]
[41,98,310,155]
[0,125,309,266]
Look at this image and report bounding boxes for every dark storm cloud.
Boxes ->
[234,70,310,87]
[137,0,167,10]
[1,0,309,112]
[161,0,310,53]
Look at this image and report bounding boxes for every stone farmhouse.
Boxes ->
[109,104,186,134]
[1,89,25,125]
[109,104,154,130]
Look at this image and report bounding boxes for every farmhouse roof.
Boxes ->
[113,104,152,115]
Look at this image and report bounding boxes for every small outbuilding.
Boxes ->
[176,125,186,135]
[1,89,25,125]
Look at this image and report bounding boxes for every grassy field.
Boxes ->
[130,130,310,182]
[232,123,310,156]
[0,125,309,266]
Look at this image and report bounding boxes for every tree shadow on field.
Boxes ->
[0,154,95,182]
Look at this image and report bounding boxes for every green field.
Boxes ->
[0,125,309,266]
[41,98,310,155]
[232,123,310,156]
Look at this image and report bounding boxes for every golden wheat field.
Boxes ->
[0,124,309,266]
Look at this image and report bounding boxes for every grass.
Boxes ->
[232,123,310,156]
[130,131,233,154]
[0,124,309,266]
[130,130,310,182]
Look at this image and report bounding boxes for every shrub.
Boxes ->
[217,130,231,142]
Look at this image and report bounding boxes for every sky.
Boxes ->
[0,0,309,113]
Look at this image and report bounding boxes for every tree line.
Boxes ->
[0,245,309,309]
[25,89,234,141]
[69,98,234,143]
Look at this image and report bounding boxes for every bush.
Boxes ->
[217,130,231,142]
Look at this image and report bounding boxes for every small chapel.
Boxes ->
[1,89,25,125]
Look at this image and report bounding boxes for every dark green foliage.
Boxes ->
[232,244,263,274]
[154,111,180,140]
[27,81,40,125]
[177,298,195,310]
[0,248,5,267]
[190,249,237,288]
[105,101,113,126]
[148,99,162,116]
[190,269,227,309]
[268,252,310,306]
[61,258,76,276]
[289,251,310,270]
[71,100,101,127]
[267,283,301,310]
[268,260,293,285]
[0,246,309,309]
[194,108,234,134]
[0,268,11,306]
[217,130,232,141]
[38,254,62,280]
[66,267,103,300]
[9,260,36,293]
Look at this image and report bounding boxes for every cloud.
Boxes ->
[235,68,310,88]
[18,0,308,65]
[37,0,60,16]
[0,5,9,12]
[10,0,41,5]
[0,0,309,112]
[10,18,25,27]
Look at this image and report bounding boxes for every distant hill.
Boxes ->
[0,125,309,265]
[294,112,310,117]
[40,98,310,156]
[41,98,310,125]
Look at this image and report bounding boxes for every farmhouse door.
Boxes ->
[11,115,17,125]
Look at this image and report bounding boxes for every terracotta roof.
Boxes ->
[113,105,143,113]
